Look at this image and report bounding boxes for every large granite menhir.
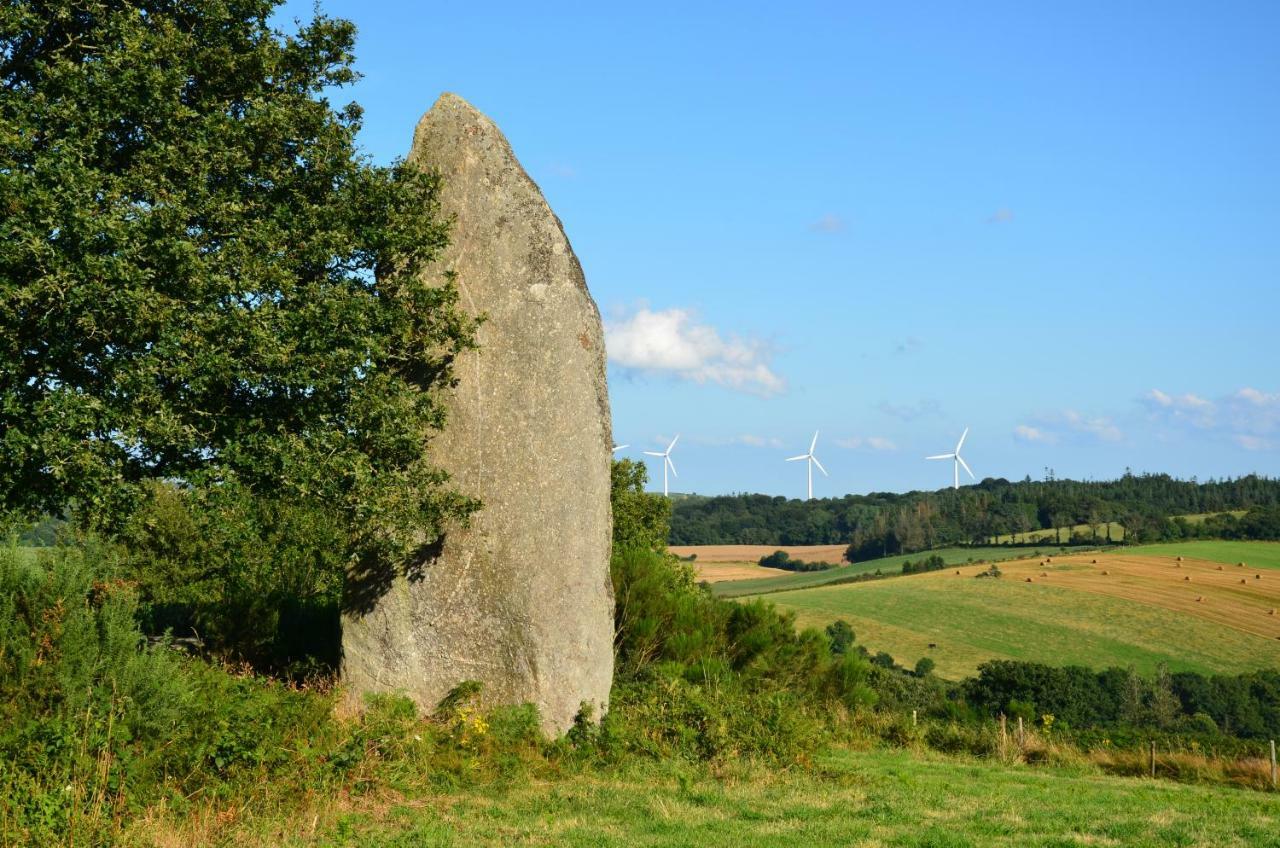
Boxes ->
[341,93,614,735]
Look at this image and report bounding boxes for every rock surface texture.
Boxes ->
[341,93,614,735]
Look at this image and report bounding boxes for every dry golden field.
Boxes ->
[670,544,849,564]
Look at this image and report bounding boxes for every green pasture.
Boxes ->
[302,746,1280,847]
[1131,540,1280,570]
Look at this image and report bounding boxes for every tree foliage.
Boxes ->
[670,473,1280,551]
[0,1,478,568]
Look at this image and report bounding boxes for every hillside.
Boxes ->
[258,747,1280,847]
[749,541,1280,678]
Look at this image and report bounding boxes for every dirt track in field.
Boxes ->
[945,553,1280,641]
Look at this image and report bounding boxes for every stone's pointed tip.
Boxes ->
[430,91,481,115]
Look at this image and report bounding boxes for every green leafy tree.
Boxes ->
[0,2,478,570]
[611,459,671,552]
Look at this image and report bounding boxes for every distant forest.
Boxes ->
[670,473,1280,557]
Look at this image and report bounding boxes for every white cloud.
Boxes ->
[1061,410,1123,442]
[1017,410,1122,444]
[1013,425,1056,445]
[808,214,846,234]
[835,436,897,452]
[1142,387,1280,447]
[605,307,786,396]
[1234,434,1275,452]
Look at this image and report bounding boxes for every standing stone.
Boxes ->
[341,93,614,735]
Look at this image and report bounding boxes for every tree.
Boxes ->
[914,657,935,677]
[825,619,855,655]
[0,2,478,570]
[611,459,671,552]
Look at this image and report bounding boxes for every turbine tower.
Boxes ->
[786,431,828,500]
[643,435,680,497]
[927,427,975,490]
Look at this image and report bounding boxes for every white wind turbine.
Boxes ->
[786,431,828,500]
[927,427,975,490]
[643,435,679,497]
[612,444,629,452]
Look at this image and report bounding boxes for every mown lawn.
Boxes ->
[295,747,1280,847]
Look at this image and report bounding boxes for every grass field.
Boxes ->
[992,521,1125,545]
[270,747,1280,847]
[749,542,1280,678]
[712,546,1022,598]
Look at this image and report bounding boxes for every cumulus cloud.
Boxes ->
[1141,387,1279,449]
[1140,389,1215,428]
[1013,425,1056,445]
[1017,410,1122,444]
[835,436,898,452]
[878,399,942,422]
[808,214,846,234]
[987,207,1014,224]
[605,308,786,396]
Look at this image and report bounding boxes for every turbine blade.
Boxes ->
[925,453,954,460]
[812,456,828,476]
[958,455,976,479]
[955,427,969,453]
[667,434,680,452]
[666,456,678,478]
[809,430,819,454]
[786,455,808,462]
[612,444,629,452]
[643,451,664,457]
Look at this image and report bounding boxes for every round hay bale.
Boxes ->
[955,570,961,575]
[1040,572,1048,577]
[1239,562,1246,567]
[1256,574,1262,580]
[1177,556,1184,562]
[1025,577,1033,583]
[1217,565,1223,571]
[1196,596,1203,603]
[1092,559,1098,564]
[1184,576,1191,581]
[1175,562,1181,568]
[1101,570,1110,576]
[1269,609,1276,616]
[1241,579,1248,585]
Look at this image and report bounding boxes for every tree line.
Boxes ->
[670,472,1280,556]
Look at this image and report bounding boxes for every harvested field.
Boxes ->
[749,542,1280,678]
[691,561,791,583]
[670,544,849,564]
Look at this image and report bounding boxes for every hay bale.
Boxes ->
[1196,596,1203,603]
[1040,572,1048,577]
[1217,565,1224,571]
[1239,562,1246,567]
[1257,574,1262,580]
[955,570,961,575]
[1092,559,1098,564]
[1269,609,1275,616]
[1177,556,1184,561]
[1025,577,1033,583]
[1241,579,1248,585]
[1101,570,1110,576]
[1184,576,1191,581]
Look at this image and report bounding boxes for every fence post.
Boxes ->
[1017,716,1024,749]
[1000,714,1007,746]
[1150,740,1156,778]
[912,709,917,727]
[1271,740,1276,789]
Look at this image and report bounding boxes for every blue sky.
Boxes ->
[279,1,1279,497]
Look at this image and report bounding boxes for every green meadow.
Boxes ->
[293,747,1280,848]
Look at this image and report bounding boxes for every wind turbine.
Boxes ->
[643,435,679,497]
[612,444,629,452]
[786,431,828,500]
[927,427,974,490]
